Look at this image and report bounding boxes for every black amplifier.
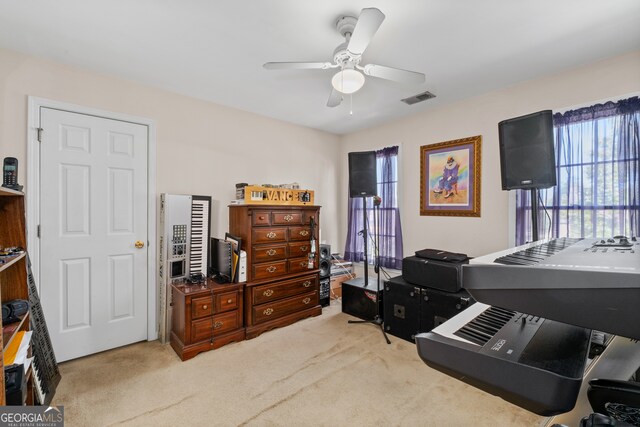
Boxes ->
[384,275,474,343]
[342,277,383,321]
[402,255,468,293]
[319,277,330,307]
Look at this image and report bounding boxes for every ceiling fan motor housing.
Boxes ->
[334,16,361,67]
[335,15,357,38]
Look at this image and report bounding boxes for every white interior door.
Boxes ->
[39,107,149,362]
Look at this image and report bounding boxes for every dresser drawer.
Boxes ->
[191,296,213,319]
[253,227,287,244]
[191,311,239,342]
[212,310,240,335]
[252,211,271,226]
[191,317,214,342]
[253,290,319,324]
[272,211,303,225]
[252,274,318,305]
[252,260,287,280]
[289,226,312,241]
[303,211,318,225]
[215,290,239,313]
[288,257,313,275]
[252,243,287,263]
[288,242,311,258]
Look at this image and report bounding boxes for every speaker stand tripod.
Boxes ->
[348,196,391,345]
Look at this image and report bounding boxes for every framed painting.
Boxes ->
[420,135,481,217]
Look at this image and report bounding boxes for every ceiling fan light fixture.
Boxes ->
[331,69,365,94]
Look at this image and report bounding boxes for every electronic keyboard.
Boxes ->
[189,196,211,276]
[416,302,591,416]
[463,237,640,340]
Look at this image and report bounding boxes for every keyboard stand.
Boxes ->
[545,336,640,426]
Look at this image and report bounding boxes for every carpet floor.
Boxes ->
[52,300,544,426]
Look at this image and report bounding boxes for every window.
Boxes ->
[516,97,640,244]
[344,146,404,269]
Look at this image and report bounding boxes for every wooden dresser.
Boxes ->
[229,204,322,339]
[170,279,245,360]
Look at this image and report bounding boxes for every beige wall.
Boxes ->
[0,48,342,247]
[340,51,640,258]
[2,47,639,260]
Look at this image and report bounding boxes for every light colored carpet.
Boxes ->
[52,300,544,426]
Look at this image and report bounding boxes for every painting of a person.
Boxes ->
[433,156,459,198]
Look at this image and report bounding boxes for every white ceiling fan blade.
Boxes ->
[263,62,333,70]
[327,88,343,107]
[347,8,385,56]
[362,64,425,84]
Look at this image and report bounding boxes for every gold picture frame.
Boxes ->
[420,135,481,217]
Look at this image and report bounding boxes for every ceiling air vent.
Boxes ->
[401,91,436,105]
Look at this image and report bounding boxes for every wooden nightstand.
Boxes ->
[170,279,245,361]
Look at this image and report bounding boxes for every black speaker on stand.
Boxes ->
[343,151,390,344]
[499,110,556,241]
[319,244,331,307]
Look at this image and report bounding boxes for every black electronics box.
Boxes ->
[319,277,330,307]
[402,253,468,293]
[4,364,27,405]
[342,277,383,321]
[383,276,474,343]
[2,299,29,324]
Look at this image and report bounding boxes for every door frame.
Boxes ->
[27,96,158,341]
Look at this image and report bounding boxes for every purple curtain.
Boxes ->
[344,146,404,269]
[515,96,640,244]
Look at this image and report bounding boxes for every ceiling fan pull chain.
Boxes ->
[350,93,353,115]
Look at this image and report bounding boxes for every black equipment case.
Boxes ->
[402,249,469,293]
[383,275,474,343]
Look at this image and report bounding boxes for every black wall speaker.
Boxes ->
[348,151,377,197]
[499,110,556,190]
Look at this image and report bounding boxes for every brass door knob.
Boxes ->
[135,240,144,249]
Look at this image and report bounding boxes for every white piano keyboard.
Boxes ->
[428,302,491,346]
[189,198,210,276]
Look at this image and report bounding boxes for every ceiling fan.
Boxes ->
[263,8,425,108]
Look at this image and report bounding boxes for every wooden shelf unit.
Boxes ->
[0,188,33,405]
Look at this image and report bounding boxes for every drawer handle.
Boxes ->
[266,249,277,256]
[302,297,311,305]
[267,232,277,239]
[202,305,208,310]
[214,321,224,329]
[299,230,309,237]
[283,214,293,222]
[300,261,307,267]
[300,246,308,251]
[263,308,274,316]
[266,266,277,273]
[302,281,311,288]
[263,289,274,297]
[227,299,233,304]
[259,215,266,220]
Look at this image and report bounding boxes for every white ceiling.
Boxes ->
[1,1,639,135]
